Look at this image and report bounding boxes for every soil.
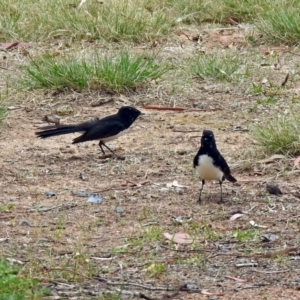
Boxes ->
[0,26,300,299]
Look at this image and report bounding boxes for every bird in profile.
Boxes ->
[36,106,142,158]
[193,130,237,204]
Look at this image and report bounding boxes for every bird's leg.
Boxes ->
[99,141,106,155]
[99,141,123,159]
[218,181,224,204]
[197,180,205,203]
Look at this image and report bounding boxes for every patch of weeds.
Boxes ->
[275,254,291,266]
[210,0,269,24]
[142,226,163,242]
[0,0,171,43]
[251,82,264,94]
[100,292,122,300]
[0,106,7,123]
[146,262,166,277]
[20,55,92,91]
[233,228,258,242]
[0,259,47,300]
[176,254,206,267]
[256,3,300,45]
[201,220,220,241]
[0,203,14,212]
[251,108,300,155]
[20,52,168,93]
[54,105,74,116]
[249,96,279,112]
[189,51,242,82]
[93,52,168,92]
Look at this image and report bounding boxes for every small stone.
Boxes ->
[19,220,32,227]
[115,207,124,214]
[87,196,103,203]
[261,233,279,243]
[177,150,187,155]
[45,190,56,197]
[266,184,282,195]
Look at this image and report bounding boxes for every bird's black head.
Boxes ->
[201,130,217,149]
[118,106,142,125]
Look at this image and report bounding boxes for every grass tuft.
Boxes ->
[20,52,168,93]
[256,4,300,45]
[252,108,300,155]
[0,259,46,299]
[189,51,242,82]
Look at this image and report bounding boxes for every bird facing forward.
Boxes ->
[36,106,142,158]
[193,130,237,204]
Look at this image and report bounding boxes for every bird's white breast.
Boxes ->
[195,154,224,181]
[100,129,126,142]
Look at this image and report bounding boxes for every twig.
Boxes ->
[251,269,290,274]
[142,105,221,112]
[236,263,258,268]
[143,105,186,111]
[281,73,289,86]
[93,276,177,291]
[29,203,78,212]
[91,98,114,107]
[172,129,201,133]
[253,247,298,258]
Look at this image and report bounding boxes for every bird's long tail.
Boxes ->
[36,125,82,139]
[225,173,237,183]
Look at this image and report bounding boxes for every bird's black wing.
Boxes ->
[213,149,237,182]
[72,119,125,143]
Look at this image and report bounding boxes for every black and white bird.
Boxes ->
[36,106,142,158]
[193,130,237,204]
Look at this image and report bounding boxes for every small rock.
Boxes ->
[266,184,282,195]
[79,172,86,181]
[73,189,93,197]
[261,233,279,243]
[177,150,187,155]
[87,196,103,203]
[115,207,124,214]
[45,190,56,197]
[19,220,32,227]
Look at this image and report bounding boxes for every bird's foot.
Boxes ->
[99,154,114,159]
[114,155,125,161]
[99,153,125,160]
[197,198,202,204]
[217,198,225,204]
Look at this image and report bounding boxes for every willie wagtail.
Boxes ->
[36,106,142,158]
[193,130,237,204]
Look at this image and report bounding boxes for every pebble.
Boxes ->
[45,190,56,197]
[19,220,32,227]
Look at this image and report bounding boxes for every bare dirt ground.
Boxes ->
[1,27,300,299]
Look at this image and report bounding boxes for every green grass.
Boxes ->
[252,108,300,155]
[189,51,242,82]
[0,0,171,43]
[20,52,168,93]
[0,107,7,123]
[0,259,46,300]
[233,228,258,242]
[256,3,300,45]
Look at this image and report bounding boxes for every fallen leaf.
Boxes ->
[172,180,189,188]
[143,105,185,111]
[258,154,285,164]
[294,156,300,168]
[225,275,247,282]
[249,220,267,228]
[163,232,193,244]
[229,213,244,221]
[201,290,225,296]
